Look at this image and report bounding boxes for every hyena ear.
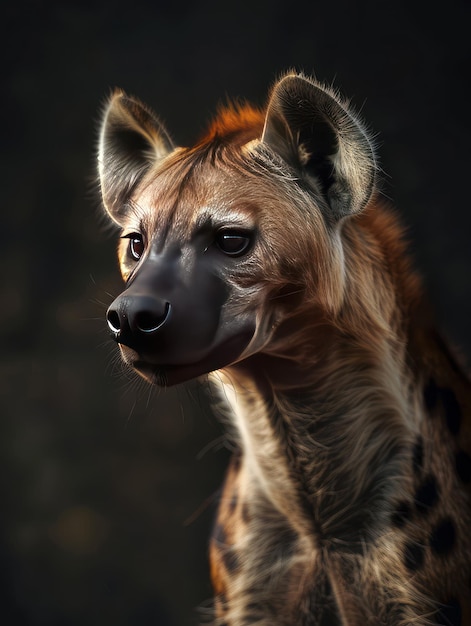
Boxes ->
[98,90,175,224]
[261,74,376,220]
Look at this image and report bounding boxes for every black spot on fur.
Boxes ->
[424,378,439,414]
[212,523,227,545]
[231,453,242,471]
[218,592,228,607]
[244,603,263,622]
[310,577,343,626]
[319,606,343,626]
[424,380,462,434]
[435,598,462,626]
[414,474,440,514]
[430,518,456,556]
[222,547,239,573]
[242,503,251,523]
[412,436,424,475]
[440,388,462,435]
[455,450,471,483]
[391,500,413,528]
[403,540,425,571]
[229,489,238,513]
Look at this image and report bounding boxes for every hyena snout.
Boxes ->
[106,293,171,346]
[103,247,257,385]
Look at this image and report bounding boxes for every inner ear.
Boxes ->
[98,90,175,225]
[297,116,338,198]
[261,74,376,221]
[112,125,156,163]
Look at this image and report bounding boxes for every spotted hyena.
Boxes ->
[98,73,471,625]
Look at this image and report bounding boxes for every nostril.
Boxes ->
[107,309,121,334]
[135,302,171,333]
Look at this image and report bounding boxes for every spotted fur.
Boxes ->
[98,73,471,625]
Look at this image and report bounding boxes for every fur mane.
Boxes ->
[202,103,265,146]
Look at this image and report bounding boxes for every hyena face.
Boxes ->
[104,165,264,386]
[99,75,376,386]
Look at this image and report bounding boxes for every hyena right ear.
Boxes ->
[261,74,376,221]
[98,90,174,225]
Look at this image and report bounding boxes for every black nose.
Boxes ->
[107,294,171,343]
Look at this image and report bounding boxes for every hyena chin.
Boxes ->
[99,74,471,625]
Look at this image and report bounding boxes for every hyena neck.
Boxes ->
[219,332,414,546]
[216,207,430,546]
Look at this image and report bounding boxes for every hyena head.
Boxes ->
[99,74,376,386]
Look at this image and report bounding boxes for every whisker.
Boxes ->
[196,435,227,461]
[182,488,221,527]
[268,288,305,301]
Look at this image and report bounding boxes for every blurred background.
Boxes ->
[2,1,470,624]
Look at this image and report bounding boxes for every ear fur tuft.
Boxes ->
[262,73,377,220]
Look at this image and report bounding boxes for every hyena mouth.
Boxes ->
[130,331,255,386]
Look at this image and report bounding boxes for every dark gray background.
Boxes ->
[2,1,470,624]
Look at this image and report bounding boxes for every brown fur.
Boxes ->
[99,73,471,625]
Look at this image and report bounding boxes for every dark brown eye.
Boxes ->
[122,233,145,260]
[130,235,144,260]
[216,231,251,257]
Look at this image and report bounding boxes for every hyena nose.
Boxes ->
[106,294,171,343]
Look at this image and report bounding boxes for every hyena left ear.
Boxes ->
[261,74,376,220]
[98,90,175,225]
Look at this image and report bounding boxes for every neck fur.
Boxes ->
[212,205,424,548]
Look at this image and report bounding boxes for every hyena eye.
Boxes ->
[123,233,145,261]
[216,231,251,257]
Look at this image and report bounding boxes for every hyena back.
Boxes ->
[98,74,471,625]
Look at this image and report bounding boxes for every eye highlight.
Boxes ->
[215,230,252,257]
[122,233,145,261]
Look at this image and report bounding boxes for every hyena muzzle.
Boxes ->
[99,73,374,389]
[98,74,471,625]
